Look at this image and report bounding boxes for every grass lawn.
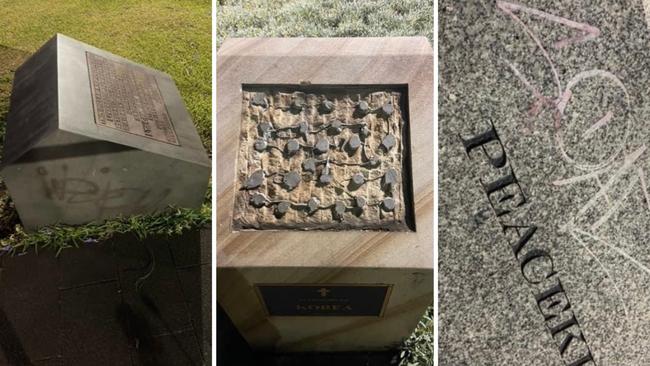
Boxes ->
[217,0,434,48]
[0,0,211,253]
[217,1,433,364]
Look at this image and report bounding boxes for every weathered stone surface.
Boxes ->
[233,86,412,231]
[440,1,650,365]
[0,34,210,230]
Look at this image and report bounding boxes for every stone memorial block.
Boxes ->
[216,37,433,351]
[1,34,210,230]
[440,1,650,365]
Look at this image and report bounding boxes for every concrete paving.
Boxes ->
[0,228,211,365]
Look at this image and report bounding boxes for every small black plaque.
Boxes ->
[86,52,179,145]
[255,284,392,316]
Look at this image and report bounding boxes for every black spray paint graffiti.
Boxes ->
[37,165,171,218]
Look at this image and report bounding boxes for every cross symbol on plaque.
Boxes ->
[317,287,331,297]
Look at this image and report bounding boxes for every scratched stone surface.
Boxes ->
[0,34,210,230]
[440,1,650,365]
[232,86,413,231]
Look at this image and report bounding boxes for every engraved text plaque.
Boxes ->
[86,52,179,145]
[255,284,392,316]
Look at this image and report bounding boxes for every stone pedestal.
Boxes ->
[1,34,210,230]
[216,37,433,351]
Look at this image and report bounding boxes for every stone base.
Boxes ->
[216,37,433,352]
[217,265,431,352]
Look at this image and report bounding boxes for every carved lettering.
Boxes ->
[86,52,179,145]
[480,169,526,217]
[460,122,507,168]
[536,280,595,365]
[462,124,594,364]
[296,304,353,311]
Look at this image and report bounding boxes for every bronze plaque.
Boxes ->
[233,85,414,231]
[86,52,179,145]
[255,284,392,316]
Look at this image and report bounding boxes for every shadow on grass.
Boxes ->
[0,45,28,239]
[0,44,30,156]
[0,44,29,119]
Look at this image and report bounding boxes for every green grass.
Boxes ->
[218,1,433,364]
[216,0,434,48]
[400,305,434,366]
[0,0,211,253]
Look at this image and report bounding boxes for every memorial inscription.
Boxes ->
[255,284,392,316]
[460,122,595,366]
[87,52,179,145]
[232,85,414,231]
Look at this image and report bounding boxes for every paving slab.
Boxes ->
[150,330,204,366]
[0,250,61,362]
[60,282,132,365]
[58,241,117,289]
[0,228,210,365]
[177,264,211,360]
[168,227,210,268]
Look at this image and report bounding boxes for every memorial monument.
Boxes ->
[440,1,650,365]
[1,34,210,230]
[233,85,413,231]
[216,37,433,351]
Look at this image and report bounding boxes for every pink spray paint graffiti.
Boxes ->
[497,2,650,364]
[497,0,632,172]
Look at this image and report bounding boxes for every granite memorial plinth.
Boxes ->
[440,1,650,365]
[216,37,433,351]
[1,34,210,230]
